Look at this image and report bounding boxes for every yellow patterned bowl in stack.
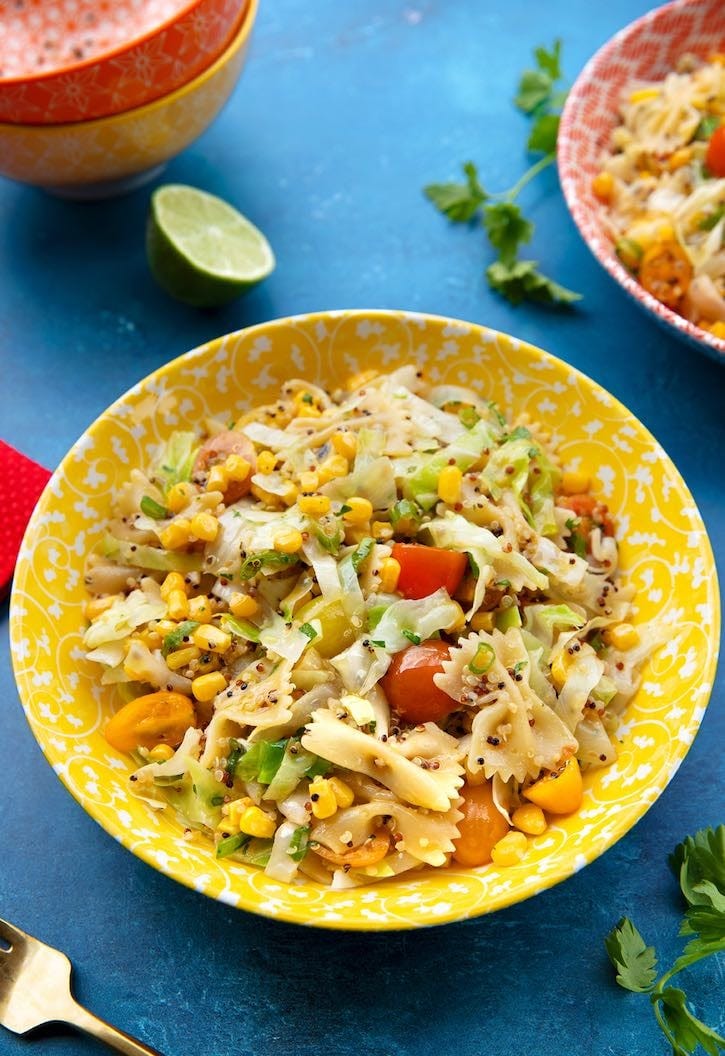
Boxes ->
[9,310,719,929]
[0,0,257,199]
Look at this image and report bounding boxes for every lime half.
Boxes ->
[146,184,275,308]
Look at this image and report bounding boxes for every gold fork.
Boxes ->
[0,917,164,1054]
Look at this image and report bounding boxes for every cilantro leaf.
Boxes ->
[670,826,725,907]
[527,112,560,154]
[515,69,553,114]
[659,988,725,1056]
[605,917,658,993]
[424,161,488,222]
[534,40,562,80]
[486,259,581,306]
[483,202,533,267]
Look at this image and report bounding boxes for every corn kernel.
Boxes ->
[192,625,232,654]
[309,776,338,819]
[328,776,355,808]
[667,146,692,171]
[156,620,178,635]
[657,222,675,241]
[592,171,615,203]
[345,525,370,545]
[298,494,331,517]
[206,464,228,493]
[273,528,303,553]
[437,465,462,504]
[629,87,659,104]
[195,653,220,675]
[709,320,725,340]
[188,594,213,623]
[331,431,358,460]
[379,557,401,593]
[446,601,467,633]
[167,481,196,513]
[167,588,190,621]
[84,594,122,620]
[550,648,576,691]
[603,622,640,651]
[347,369,378,390]
[296,402,321,418]
[372,520,394,542]
[148,743,175,763]
[343,496,373,524]
[229,592,258,618]
[257,450,277,475]
[159,519,191,550]
[191,671,227,702]
[251,483,283,507]
[219,797,252,833]
[280,482,298,507]
[137,629,163,651]
[160,572,187,600]
[560,470,591,495]
[299,470,320,493]
[239,805,277,839]
[166,645,201,671]
[470,611,495,633]
[317,454,348,484]
[223,454,251,482]
[491,831,528,867]
[189,512,219,543]
[511,804,547,836]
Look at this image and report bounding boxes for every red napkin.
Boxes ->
[0,441,52,599]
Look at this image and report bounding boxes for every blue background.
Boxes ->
[1,2,723,1054]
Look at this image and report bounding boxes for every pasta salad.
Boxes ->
[83,367,657,888]
[593,52,725,335]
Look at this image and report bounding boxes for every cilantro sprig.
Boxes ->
[424,40,580,307]
[605,825,725,1055]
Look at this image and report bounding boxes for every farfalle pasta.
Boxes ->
[82,367,657,886]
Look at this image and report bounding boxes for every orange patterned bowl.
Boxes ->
[0,0,248,125]
[0,0,257,199]
[558,0,725,364]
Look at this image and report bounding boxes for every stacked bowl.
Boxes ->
[0,0,257,198]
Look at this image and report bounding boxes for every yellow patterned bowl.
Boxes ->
[0,0,257,199]
[9,311,720,930]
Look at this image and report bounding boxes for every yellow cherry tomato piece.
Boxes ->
[523,757,583,815]
[104,691,196,753]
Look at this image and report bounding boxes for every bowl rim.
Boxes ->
[0,0,220,88]
[0,0,257,134]
[9,309,721,930]
[557,0,725,363]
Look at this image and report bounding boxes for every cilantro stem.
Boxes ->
[652,999,682,1056]
[501,152,556,202]
[655,944,720,992]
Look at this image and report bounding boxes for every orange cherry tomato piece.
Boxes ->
[312,831,390,868]
[638,240,693,310]
[705,125,725,177]
[452,780,511,867]
[104,691,196,753]
[392,542,468,600]
[193,430,256,501]
[380,640,454,724]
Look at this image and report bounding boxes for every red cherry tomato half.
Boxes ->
[706,125,725,178]
[380,640,454,723]
[392,543,468,600]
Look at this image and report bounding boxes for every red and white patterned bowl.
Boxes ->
[558,0,725,365]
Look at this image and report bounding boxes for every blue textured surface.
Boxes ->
[1,3,723,1054]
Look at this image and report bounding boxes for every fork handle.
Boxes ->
[63,999,165,1056]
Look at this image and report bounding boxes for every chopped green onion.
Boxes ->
[458,405,480,429]
[299,622,317,640]
[505,425,532,442]
[488,401,506,428]
[210,795,225,807]
[238,550,300,580]
[693,114,720,141]
[370,639,386,648]
[226,739,244,776]
[590,630,605,653]
[305,757,332,779]
[402,629,421,645]
[257,740,288,784]
[469,642,495,675]
[220,613,261,643]
[615,237,644,271]
[161,620,200,657]
[698,205,725,231]
[495,606,522,631]
[287,825,310,862]
[338,504,352,515]
[140,495,170,520]
[216,833,250,859]
[314,525,342,553]
[351,536,375,571]
[389,498,422,528]
[513,659,527,675]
